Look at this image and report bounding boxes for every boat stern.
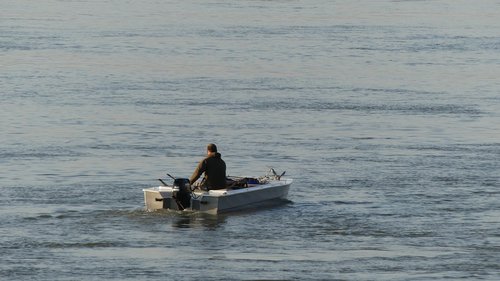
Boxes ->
[143,187,182,211]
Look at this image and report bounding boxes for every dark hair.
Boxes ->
[207,143,218,153]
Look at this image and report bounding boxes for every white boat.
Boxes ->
[143,169,292,215]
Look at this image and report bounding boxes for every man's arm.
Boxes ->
[189,160,206,185]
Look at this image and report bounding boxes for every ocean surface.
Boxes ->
[1,0,499,280]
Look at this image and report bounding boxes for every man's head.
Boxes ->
[207,143,218,154]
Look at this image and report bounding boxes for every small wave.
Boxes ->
[251,101,482,115]
[43,241,126,249]
[0,146,84,160]
[332,201,373,205]
[1,239,126,250]
[23,214,53,221]
[407,143,500,153]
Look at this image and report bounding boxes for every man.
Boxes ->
[189,143,227,190]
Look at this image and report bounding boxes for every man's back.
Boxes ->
[203,153,226,189]
[189,150,227,190]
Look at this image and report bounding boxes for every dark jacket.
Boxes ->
[189,153,226,190]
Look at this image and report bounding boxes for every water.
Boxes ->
[1,0,499,280]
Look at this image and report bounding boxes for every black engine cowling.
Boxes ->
[173,178,191,209]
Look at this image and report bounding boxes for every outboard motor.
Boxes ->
[173,178,191,210]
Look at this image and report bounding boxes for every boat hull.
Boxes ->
[143,179,292,214]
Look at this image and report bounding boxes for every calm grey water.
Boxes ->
[1,0,500,280]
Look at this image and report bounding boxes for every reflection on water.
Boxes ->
[164,199,292,229]
[171,213,227,230]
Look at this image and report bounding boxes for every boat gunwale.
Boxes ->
[143,178,292,198]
